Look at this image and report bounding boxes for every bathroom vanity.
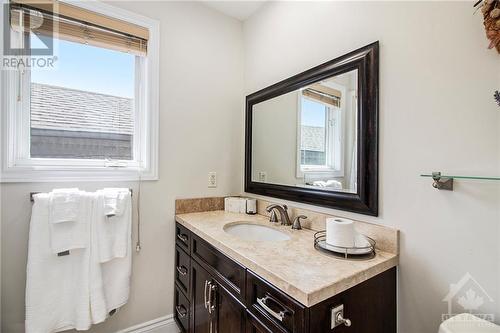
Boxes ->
[173,209,398,333]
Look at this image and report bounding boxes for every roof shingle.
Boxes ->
[30,83,133,135]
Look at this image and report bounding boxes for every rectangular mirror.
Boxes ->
[245,42,378,215]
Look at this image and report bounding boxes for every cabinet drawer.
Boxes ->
[175,245,191,297]
[246,270,307,333]
[174,285,190,333]
[191,233,246,303]
[246,310,274,333]
[176,223,191,253]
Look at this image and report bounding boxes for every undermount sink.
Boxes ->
[224,222,290,241]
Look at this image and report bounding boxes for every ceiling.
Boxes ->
[201,1,267,21]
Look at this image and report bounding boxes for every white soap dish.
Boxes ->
[314,231,376,260]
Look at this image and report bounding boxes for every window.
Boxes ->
[297,84,344,178]
[1,1,159,181]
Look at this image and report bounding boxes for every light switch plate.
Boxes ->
[208,172,217,188]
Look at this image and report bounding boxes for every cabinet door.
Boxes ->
[214,283,246,333]
[191,261,215,333]
[308,267,397,333]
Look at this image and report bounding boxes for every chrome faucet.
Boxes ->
[265,204,292,226]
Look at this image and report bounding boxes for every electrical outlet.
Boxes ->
[208,172,217,188]
[258,171,267,182]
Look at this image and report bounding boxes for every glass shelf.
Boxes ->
[422,172,500,191]
[420,174,500,181]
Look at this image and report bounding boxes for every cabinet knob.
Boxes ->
[331,304,352,329]
[336,312,352,327]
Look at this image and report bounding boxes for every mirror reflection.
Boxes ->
[251,69,358,193]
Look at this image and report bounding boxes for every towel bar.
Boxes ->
[30,189,133,202]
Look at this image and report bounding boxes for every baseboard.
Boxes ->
[115,314,179,333]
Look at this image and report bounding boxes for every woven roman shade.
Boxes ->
[302,83,341,108]
[10,0,148,56]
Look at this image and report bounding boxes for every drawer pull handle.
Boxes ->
[204,280,210,309]
[208,282,217,314]
[175,305,187,318]
[176,265,187,276]
[177,234,188,243]
[257,295,287,322]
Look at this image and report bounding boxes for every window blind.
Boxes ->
[10,0,148,56]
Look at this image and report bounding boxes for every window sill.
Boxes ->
[0,166,158,183]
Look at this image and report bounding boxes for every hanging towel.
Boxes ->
[96,189,132,263]
[48,189,88,255]
[101,222,132,312]
[26,193,93,333]
[101,188,130,217]
[97,189,133,311]
[87,192,108,325]
[49,188,80,223]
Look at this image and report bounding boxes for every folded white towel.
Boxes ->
[102,188,130,217]
[96,190,132,263]
[48,189,88,254]
[26,193,97,333]
[49,188,80,223]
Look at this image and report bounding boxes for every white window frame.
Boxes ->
[0,0,160,182]
[296,83,346,179]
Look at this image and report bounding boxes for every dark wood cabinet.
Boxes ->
[190,261,214,333]
[214,283,246,333]
[174,222,396,333]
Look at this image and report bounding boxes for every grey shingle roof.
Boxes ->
[30,83,133,135]
[301,126,325,152]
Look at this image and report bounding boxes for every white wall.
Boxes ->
[0,1,243,332]
[243,2,500,332]
[252,90,298,185]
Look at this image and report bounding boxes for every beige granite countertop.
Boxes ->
[175,210,398,307]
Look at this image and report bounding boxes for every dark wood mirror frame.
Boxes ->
[245,41,379,216]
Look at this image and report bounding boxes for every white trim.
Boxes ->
[0,0,160,182]
[295,86,345,180]
[115,315,179,333]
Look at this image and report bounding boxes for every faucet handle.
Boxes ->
[292,215,307,230]
[269,209,279,223]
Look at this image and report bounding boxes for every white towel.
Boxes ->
[101,188,129,217]
[96,190,132,263]
[26,193,98,333]
[49,188,80,223]
[48,189,88,254]
[98,190,132,311]
[101,228,132,312]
